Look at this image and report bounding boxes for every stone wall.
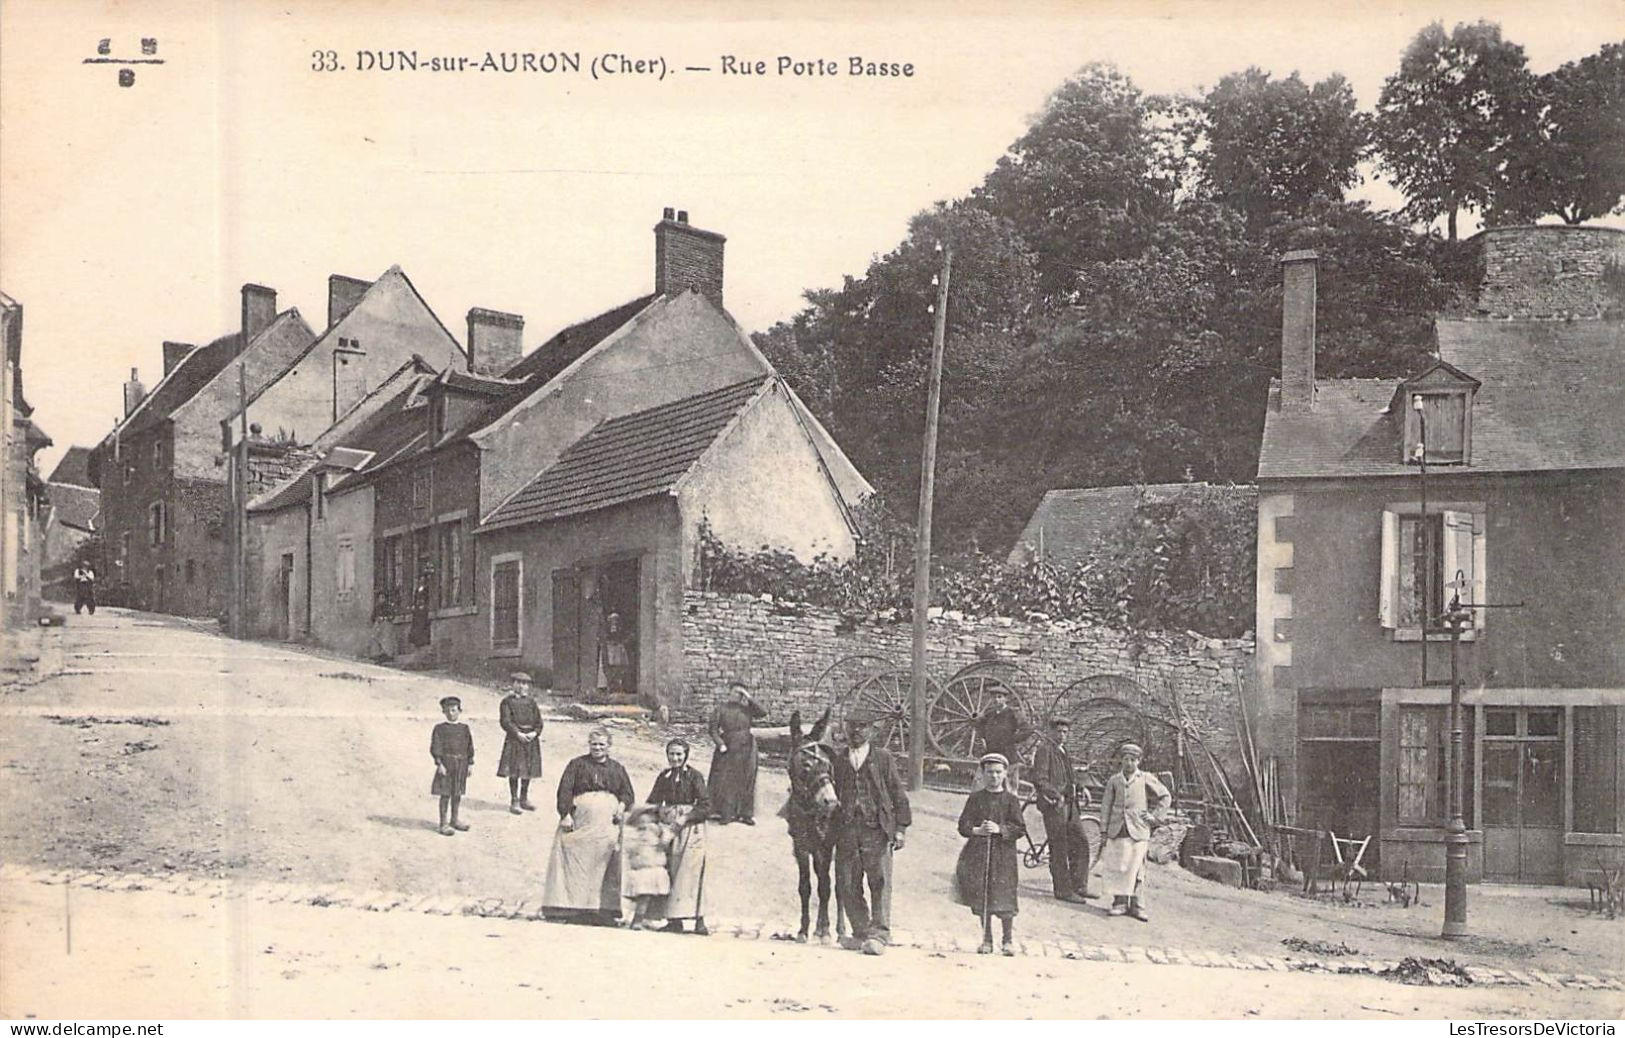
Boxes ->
[678,590,1254,779]
[1474,225,1625,320]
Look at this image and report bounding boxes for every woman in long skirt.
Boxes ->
[708,686,766,824]
[953,753,1026,956]
[645,738,712,935]
[542,728,635,923]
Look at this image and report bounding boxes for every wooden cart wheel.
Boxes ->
[838,669,925,758]
[812,654,899,710]
[929,661,1037,760]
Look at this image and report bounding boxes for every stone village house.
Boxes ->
[42,447,101,601]
[245,211,869,708]
[1252,225,1625,886]
[89,268,468,617]
[1,290,53,627]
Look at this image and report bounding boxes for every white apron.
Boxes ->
[542,790,622,913]
[1094,835,1149,898]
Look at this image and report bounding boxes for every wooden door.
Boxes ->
[278,553,295,640]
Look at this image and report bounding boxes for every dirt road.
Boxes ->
[1,608,1620,1018]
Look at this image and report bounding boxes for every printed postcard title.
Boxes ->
[312,50,915,80]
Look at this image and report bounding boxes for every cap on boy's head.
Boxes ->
[979,752,1009,768]
[1118,742,1143,758]
[439,696,462,710]
[509,671,532,685]
[1049,715,1072,727]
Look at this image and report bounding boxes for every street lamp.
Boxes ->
[1440,572,1472,939]
[1413,391,1468,937]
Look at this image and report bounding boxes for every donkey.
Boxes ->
[784,707,845,942]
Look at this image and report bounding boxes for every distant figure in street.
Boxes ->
[621,806,672,931]
[833,714,911,956]
[972,688,1031,791]
[954,753,1026,955]
[430,696,473,836]
[543,728,636,924]
[497,671,544,814]
[408,565,433,649]
[708,684,766,824]
[367,591,395,661]
[1097,742,1170,921]
[1030,716,1095,903]
[72,564,97,615]
[645,738,711,935]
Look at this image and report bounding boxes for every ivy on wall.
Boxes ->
[697,487,1256,638]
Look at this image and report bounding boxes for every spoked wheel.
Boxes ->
[837,669,937,758]
[813,654,899,712]
[929,660,1037,761]
[1022,843,1047,870]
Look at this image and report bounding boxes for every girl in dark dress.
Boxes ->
[430,696,474,836]
[497,671,544,814]
[954,752,1026,955]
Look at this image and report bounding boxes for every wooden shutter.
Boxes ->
[491,559,520,650]
[1442,510,1474,611]
[1573,707,1620,835]
[551,569,580,694]
[1379,509,1398,628]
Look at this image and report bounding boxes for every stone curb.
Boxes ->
[4,862,1619,992]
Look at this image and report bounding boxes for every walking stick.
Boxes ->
[981,831,994,948]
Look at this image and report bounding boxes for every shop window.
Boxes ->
[1396,705,1476,827]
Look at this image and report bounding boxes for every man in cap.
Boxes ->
[971,687,1031,791]
[833,713,911,955]
[1030,715,1095,903]
[1096,742,1169,921]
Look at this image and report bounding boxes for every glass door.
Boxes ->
[1481,708,1564,883]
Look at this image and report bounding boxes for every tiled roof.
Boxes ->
[48,482,99,532]
[436,293,660,450]
[482,376,770,531]
[440,369,520,396]
[119,332,241,438]
[48,446,95,488]
[1258,318,1625,479]
[1008,483,1253,566]
[249,378,430,513]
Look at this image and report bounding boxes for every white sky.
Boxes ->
[3,0,1622,473]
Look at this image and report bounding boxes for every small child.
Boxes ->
[621,806,672,930]
[430,695,474,836]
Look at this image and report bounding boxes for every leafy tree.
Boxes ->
[1197,68,1369,225]
[977,63,1166,303]
[1373,21,1539,239]
[1497,41,1625,225]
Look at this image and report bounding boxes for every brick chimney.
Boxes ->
[241,284,277,347]
[328,274,372,328]
[466,308,524,377]
[162,341,195,375]
[1280,250,1318,413]
[122,367,146,417]
[655,207,725,309]
[1474,225,1625,319]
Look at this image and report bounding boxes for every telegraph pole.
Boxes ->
[909,243,952,791]
[231,364,248,639]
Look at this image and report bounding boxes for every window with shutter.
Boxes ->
[491,556,521,651]
[1573,706,1620,835]
[1380,507,1487,636]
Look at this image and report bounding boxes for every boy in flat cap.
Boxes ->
[954,752,1026,955]
[430,696,474,836]
[1097,742,1169,920]
[497,672,544,814]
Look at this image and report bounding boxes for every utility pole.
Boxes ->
[909,243,952,792]
[231,364,248,639]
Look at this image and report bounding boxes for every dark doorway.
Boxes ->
[278,552,296,640]
[550,556,641,701]
[1298,696,1382,869]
